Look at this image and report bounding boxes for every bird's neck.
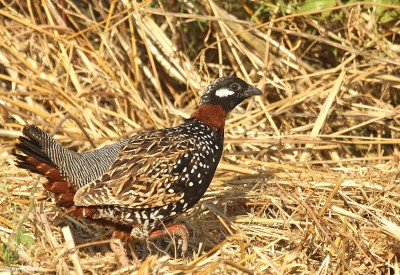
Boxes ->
[190,104,227,130]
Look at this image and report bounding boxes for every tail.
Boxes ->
[14,125,76,207]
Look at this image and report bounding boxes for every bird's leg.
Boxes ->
[111,230,134,266]
[127,239,140,264]
[148,223,189,252]
[110,237,130,266]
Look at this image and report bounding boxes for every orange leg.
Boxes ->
[110,224,189,266]
[111,229,141,266]
[148,224,189,252]
[110,237,130,267]
[110,230,131,266]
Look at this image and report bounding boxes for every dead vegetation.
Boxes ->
[1,0,400,274]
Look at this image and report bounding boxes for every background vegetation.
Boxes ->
[1,0,400,273]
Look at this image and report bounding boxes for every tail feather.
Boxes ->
[14,124,129,207]
[18,136,54,163]
[14,125,127,231]
[14,125,59,172]
[15,140,57,173]
[14,125,76,207]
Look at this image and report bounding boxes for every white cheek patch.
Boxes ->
[215,88,235,98]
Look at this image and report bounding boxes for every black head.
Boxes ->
[200,77,262,113]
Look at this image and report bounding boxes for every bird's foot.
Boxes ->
[148,223,189,252]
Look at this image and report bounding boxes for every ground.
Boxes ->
[1,1,400,274]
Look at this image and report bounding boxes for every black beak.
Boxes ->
[243,85,262,98]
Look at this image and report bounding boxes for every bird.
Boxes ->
[14,77,262,265]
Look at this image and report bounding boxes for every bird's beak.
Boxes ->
[243,85,263,98]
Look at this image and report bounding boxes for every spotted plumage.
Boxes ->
[14,77,262,264]
[73,120,223,235]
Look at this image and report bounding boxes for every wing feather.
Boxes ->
[74,128,198,209]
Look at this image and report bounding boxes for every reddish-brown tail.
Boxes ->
[14,125,76,207]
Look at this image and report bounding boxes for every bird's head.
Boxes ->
[190,77,262,130]
[199,77,262,113]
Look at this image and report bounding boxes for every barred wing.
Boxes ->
[74,128,201,209]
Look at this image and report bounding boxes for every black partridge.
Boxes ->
[14,77,262,264]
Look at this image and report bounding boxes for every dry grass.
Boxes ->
[1,1,400,274]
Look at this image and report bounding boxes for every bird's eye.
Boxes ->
[230,83,240,90]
